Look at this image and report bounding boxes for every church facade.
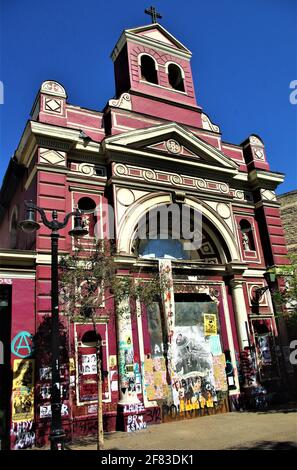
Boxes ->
[0,21,291,449]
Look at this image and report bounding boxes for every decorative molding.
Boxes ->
[260,189,277,202]
[39,148,66,167]
[113,163,232,196]
[109,93,132,110]
[165,139,181,154]
[252,147,265,161]
[77,163,106,178]
[249,135,264,147]
[44,97,63,114]
[40,80,67,98]
[201,113,220,134]
[216,202,231,220]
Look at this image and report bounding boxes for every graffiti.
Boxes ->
[11,332,32,358]
[88,404,98,414]
[123,402,145,413]
[11,420,35,450]
[146,406,162,424]
[162,403,178,419]
[240,349,257,387]
[75,419,98,435]
[127,414,147,432]
[40,403,69,418]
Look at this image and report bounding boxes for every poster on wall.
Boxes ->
[76,323,110,404]
[203,314,217,336]
[172,325,217,410]
[81,354,97,375]
[12,359,35,422]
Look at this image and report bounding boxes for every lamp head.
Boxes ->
[68,210,88,238]
[19,204,40,233]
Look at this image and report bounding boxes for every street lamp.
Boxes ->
[19,201,88,450]
[252,270,276,305]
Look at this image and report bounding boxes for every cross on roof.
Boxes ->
[144,6,162,24]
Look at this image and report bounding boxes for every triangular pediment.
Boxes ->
[104,123,239,173]
[125,24,191,54]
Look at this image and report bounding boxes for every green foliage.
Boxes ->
[273,254,297,330]
[58,239,169,323]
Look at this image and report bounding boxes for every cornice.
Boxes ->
[15,121,102,169]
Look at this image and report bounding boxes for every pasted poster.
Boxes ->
[172,325,217,410]
[212,354,228,391]
[204,314,217,336]
[12,359,35,422]
[144,356,168,401]
[81,354,97,375]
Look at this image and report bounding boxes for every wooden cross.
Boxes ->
[145,6,162,24]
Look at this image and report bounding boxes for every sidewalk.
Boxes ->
[64,408,297,451]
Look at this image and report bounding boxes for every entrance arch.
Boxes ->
[117,193,240,262]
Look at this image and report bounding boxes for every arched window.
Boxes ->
[77,197,97,237]
[168,63,185,92]
[140,55,158,84]
[239,219,255,251]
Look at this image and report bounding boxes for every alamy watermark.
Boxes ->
[93,202,203,251]
[289,80,297,104]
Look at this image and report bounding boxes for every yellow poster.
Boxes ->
[204,314,217,335]
[12,359,34,389]
[12,359,35,422]
[12,389,34,422]
[109,355,117,368]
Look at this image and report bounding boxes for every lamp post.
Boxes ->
[19,201,88,450]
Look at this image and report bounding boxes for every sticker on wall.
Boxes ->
[204,314,217,336]
[69,358,75,374]
[109,355,117,368]
[11,331,33,358]
[209,335,222,356]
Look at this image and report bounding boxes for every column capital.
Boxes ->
[225,261,247,277]
[229,278,244,290]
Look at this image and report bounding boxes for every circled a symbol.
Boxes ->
[11,331,32,358]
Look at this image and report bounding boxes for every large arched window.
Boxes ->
[140,55,158,84]
[133,206,223,263]
[168,63,185,92]
[239,219,255,251]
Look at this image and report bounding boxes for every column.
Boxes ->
[229,279,250,351]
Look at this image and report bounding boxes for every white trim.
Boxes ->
[137,52,159,70]
[0,271,35,279]
[104,122,239,171]
[165,61,185,79]
[139,79,187,95]
[74,322,111,406]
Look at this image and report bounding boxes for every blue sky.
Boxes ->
[0,0,296,194]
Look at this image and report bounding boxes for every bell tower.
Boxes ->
[111,14,202,124]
